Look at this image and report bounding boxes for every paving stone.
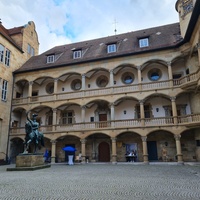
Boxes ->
[0,163,200,200]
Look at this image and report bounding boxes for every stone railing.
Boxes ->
[9,114,200,135]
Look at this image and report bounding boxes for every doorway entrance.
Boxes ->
[147,141,158,161]
[99,114,107,127]
[98,142,110,162]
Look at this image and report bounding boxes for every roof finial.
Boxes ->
[113,18,118,35]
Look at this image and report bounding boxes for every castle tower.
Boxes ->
[175,0,196,37]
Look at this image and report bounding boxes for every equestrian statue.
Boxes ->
[23,112,45,153]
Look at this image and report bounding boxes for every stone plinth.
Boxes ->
[7,153,51,171]
[16,153,44,167]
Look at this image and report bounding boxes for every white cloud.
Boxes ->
[0,0,179,54]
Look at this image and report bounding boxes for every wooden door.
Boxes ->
[147,141,158,161]
[98,142,110,162]
[99,114,107,128]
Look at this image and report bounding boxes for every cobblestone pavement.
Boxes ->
[0,163,200,200]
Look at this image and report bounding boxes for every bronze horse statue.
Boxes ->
[23,113,44,153]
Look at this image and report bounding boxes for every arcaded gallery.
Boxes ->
[6,0,200,164]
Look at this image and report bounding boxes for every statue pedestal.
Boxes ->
[7,153,51,171]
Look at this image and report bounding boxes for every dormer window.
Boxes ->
[47,55,55,63]
[107,44,116,53]
[73,50,82,59]
[139,38,149,48]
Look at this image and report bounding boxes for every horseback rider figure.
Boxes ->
[23,113,44,153]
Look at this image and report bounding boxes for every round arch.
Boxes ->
[141,59,168,71]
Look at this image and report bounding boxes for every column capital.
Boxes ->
[174,134,181,141]
[111,137,117,142]
[81,105,86,109]
[139,99,145,104]
[109,102,115,107]
[137,65,141,70]
[52,108,57,113]
[29,81,33,85]
[82,74,86,78]
[141,136,147,142]
[167,61,172,66]
[80,139,87,144]
[50,140,57,144]
[170,96,176,101]
[54,78,58,82]
[109,69,114,74]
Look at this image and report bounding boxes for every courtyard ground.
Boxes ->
[0,162,200,200]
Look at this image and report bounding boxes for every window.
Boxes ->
[5,49,10,66]
[46,82,54,94]
[135,104,151,119]
[62,111,73,124]
[27,44,31,54]
[139,38,149,48]
[148,68,162,81]
[31,47,35,56]
[28,44,35,56]
[122,72,134,84]
[2,80,8,101]
[96,75,108,88]
[47,55,55,63]
[71,79,82,90]
[0,44,4,62]
[107,44,116,53]
[73,50,82,59]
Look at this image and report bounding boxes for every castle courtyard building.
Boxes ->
[9,0,200,164]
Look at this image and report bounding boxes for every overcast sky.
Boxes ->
[0,0,179,54]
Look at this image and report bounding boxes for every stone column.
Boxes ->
[167,62,173,87]
[82,74,86,90]
[139,100,145,126]
[81,139,86,164]
[54,78,58,100]
[81,106,86,123]
[110,103,115,127]
[174,134,183,164]
[109,70,114,87]
[170,97,178,124]
[111,137,117,164]
[52,108,57,131]
[141,136,149,164]
[137,66,142,91]
[50,140,57,163]
[28,81,33,103]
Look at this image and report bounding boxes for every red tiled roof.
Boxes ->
[16,23,181,73]
[0,23,23,51]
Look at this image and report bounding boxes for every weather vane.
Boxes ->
[113,19,118,35]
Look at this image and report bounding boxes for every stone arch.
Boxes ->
[147,130,176,162]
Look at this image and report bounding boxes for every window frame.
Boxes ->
[139,38,149,48]
[107,44,117,53]
[27,44,31,54]
[62,111,73,124]
[73,50,82,59]
[5,49,11,67]
[0,44,4,63]
[47,55,55,63]
[2,80,8,101]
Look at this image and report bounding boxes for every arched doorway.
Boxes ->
[98,142,110,162]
